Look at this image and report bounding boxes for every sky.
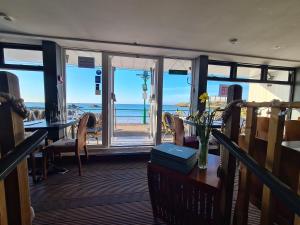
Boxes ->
[5,66,249,104]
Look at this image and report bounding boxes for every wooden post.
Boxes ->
[233,106,257,225]
[219,85,242,225]
[0,180,8,225]
[0,72,31,225]
[260,107,285,225]
[294,172,300,225]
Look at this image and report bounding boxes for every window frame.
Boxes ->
[0,42,44,71]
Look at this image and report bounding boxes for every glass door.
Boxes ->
[108,54,158,146]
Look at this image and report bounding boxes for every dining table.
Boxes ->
[24,119,78,142]
[24,119,78,181]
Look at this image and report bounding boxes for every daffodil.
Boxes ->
[199,92,209,103]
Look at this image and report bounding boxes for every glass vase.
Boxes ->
[198,141,208,170]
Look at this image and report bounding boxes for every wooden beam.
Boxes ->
[101,52,109,147]
[233,106,257,225]
[242,101,300,108]
[195,55,208,112]
[0,72,31,225]
[220,85,242,225]
[0,179,8,225]
[260,107,285,225]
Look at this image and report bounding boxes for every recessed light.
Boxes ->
[229,38,239,45]
[0,12,15,22]
[273,45,281,50]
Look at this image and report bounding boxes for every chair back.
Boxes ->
[256,117,269,140]
[77,114,89,150]
[86,113,97,128]
[162,112,174,131]
[173,116,185,146]
[284,120,300,141]
[33,110,41,119]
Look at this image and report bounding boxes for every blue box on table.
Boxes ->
[151,143,197,174]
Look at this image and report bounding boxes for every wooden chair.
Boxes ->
[162,112,175,140]
[255,116,269,140]
[46,114,89,176]
[284,120,300,141]
[173,116,198,149]
[86,112,102,144]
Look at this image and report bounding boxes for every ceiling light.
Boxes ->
[229,38,239,45]
[0,12,15,22]
[273,45,281,50]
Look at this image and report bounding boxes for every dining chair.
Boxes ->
[86,112,102,144]
[162,112,175,140]
[256,116,269,140]
[284,120,300,141]
[173,116,198,149]
[45,113,89,176]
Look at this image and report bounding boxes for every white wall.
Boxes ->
[248,83,291,116]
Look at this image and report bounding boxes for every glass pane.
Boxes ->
[248,83,290,116]
[4,48,43,66]
[267,69,290,82]
[66,50,102,145]
[162,59,192,143]
[208,65,230,78]
[237,66,261,80]
[207,81,249,122]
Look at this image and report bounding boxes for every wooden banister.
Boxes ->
[0,71,32,225]
[241,101,300,108]
[233,107,258,225]
[219,84,242,225]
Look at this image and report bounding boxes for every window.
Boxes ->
[65,50,102,145]
[267,69,290,82]
[3,48,43,66]
[208,65,230,78]
[162,58,192,143]
[237,66,261,80]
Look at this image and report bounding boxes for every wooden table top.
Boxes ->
[281,141,300,153]
[183,119,222,129]
[188,154,221,189]
[149,154,221,190]
[24,119,77,131]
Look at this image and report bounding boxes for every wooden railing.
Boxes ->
[0,130,47,180]
[212,129,300,216]
[217,84,300,225]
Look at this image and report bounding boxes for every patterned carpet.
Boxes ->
[30,156,260,225]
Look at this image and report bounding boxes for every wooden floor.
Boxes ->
[30,156,261,225]
[30,157,165,225]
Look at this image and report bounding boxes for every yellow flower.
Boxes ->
[199,92,209,103]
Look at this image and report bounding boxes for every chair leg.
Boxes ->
[30,153,37,183]
[84,145,89,161]
[42,151,48,180]
[75,151,82,176]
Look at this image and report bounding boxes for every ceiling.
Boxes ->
[1,0,300,67]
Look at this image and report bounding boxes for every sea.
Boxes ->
[25,102,190,124]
